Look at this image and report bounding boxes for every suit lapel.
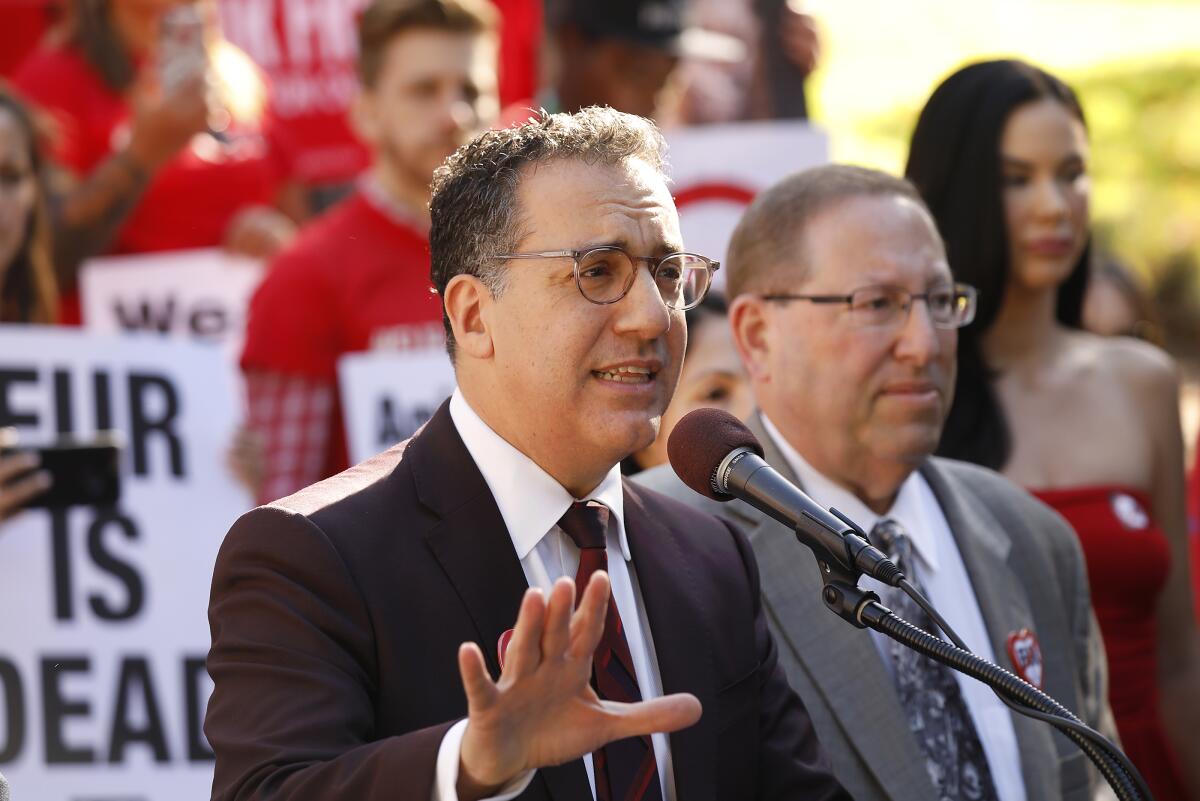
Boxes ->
[623,483,717,801]
[746,415,933,801]
[411,402,590,800]
[920,459,1053,797]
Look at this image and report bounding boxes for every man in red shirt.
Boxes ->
[218,0,538,210]
[240,0,499,503]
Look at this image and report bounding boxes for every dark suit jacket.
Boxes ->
[204,401,849,800]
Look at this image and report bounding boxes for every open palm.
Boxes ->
[456,573,702,798]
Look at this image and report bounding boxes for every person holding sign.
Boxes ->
[239,0,500,505]
[205,106,849,800]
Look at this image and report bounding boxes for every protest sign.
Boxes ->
[666,120,827,290]
[80,248,263,358]
[0,326,250,800]
[338,348,455,465]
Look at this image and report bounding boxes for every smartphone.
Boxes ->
[2,433,123,510]
[158,5,206,92]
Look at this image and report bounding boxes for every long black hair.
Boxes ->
[0,86,57,323]
[905,59,1091,470]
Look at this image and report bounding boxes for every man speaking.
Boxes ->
[203,107,848,801]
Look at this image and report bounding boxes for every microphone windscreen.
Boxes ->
[667,409,764,501]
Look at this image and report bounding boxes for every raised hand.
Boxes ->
[455,572,702,799]
[0,451,49,522]
[126,69,210,172]
[222,205,298,260]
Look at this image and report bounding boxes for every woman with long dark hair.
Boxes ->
[0,87,56,324]
[0,87,56,519]
[906,59,1200,799]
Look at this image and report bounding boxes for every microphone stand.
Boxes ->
[803,520,1153,801]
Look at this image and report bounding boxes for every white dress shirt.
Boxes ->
[431,389,676,801]
[760,414,1027,801]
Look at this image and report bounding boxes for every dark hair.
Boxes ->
[429,106,667,361]
[357,0,497,88]
[69,0,136,91]
[0,87,57,323]
[1088,256,1164,346]
[904,59,1090,470]
[683,292,727,354]
[726,164,925,300]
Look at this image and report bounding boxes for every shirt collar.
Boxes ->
[449,389,629,562]
[759,412,942,574]
[357,173,431,234]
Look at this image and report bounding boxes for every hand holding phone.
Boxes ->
[127,6,210,170]
[0,447,51,521]
[158,5,207,92]
[0,431,122,513]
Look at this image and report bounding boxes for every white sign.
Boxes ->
[338,348,456,464]
[80,248,263,357]
[0,326,252,800]
[666,120,828,291]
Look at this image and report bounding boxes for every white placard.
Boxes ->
[666,120,828,291]
[0,325,252,800]
[80,248,263,357]
[338,348,456,465]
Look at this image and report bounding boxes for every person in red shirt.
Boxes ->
[0,1,65,78]
[218,0,538,213]
[240,0,499,504]
[14,0,300,324]
[217,0,373,210]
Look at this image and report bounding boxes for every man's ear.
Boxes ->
[350,88,381,148]
[729,294,772,383]
[444,274,495,360]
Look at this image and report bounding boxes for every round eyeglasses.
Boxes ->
[494,247,720,311]
[762,283,979,329]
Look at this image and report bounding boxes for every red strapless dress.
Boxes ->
[1032,486,1187,800]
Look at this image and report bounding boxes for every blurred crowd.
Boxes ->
[1,0,1199,798]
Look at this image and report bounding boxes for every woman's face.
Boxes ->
[635,311,754,470]
[999,98,1091,294]
[0,108,37,278]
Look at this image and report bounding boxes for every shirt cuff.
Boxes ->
[430,719,537,801]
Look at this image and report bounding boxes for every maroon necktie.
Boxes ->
[558,502,663,801]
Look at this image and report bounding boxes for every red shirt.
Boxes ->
[0,1,60,77]
[1190,431,1200,617]
[217,0,371,186]
[14,44,286,322]
[217,0,541,188]
[491,0,541,108]
[241,188,443,477]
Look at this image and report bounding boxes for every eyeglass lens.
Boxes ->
[848,285,975,328]
[576,247,711,309]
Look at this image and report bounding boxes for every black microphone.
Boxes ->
[667,409,902,586]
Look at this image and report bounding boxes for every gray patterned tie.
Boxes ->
[870,518,1000,801]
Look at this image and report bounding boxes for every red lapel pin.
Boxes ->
[497,628,515,671]
[1006,629,1044,689]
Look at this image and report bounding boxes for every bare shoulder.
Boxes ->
[1064,331,1179,400]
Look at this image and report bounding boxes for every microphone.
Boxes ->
[667,409,901,586]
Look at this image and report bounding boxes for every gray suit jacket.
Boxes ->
[635,413,1109,801]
